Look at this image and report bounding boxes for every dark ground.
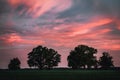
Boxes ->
[0,68,120,80]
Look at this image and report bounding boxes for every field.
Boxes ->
[0,69,120,80]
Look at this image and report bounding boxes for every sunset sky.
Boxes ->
[0,0,120,68]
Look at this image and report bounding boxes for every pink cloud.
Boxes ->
[1,33,44,46]
[8,0,73,18]
[52,17,112,37]
[3,16,117,52]
[34,17,119,52]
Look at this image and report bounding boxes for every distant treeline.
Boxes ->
[7,44,115,70]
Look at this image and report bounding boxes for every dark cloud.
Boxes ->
[58,0,120,19]
[0,18,22,35]
[108,23,120,36]
[57,0,96,19]
[93,0,120,19]
[0,0,12,14]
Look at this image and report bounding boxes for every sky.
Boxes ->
[0,0,120,69]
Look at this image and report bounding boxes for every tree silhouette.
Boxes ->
[27,45,61,69]
[99,52,114,69]
[67,45,97,69]
[8,58,21,70]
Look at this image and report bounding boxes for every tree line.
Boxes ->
[8,45,114,70]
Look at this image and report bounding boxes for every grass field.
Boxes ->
[0,69,120,80]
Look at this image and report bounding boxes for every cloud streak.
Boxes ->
[8,0,73,18]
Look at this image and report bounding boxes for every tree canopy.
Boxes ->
[99,52,114,68]
[67,45,97,69]
[8,58,21,70]
[27,45,61,69]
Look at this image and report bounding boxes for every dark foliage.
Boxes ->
[99,52,114,69]
[8,58,21,70]
[67,45,98,69]
[27,45,61,69]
